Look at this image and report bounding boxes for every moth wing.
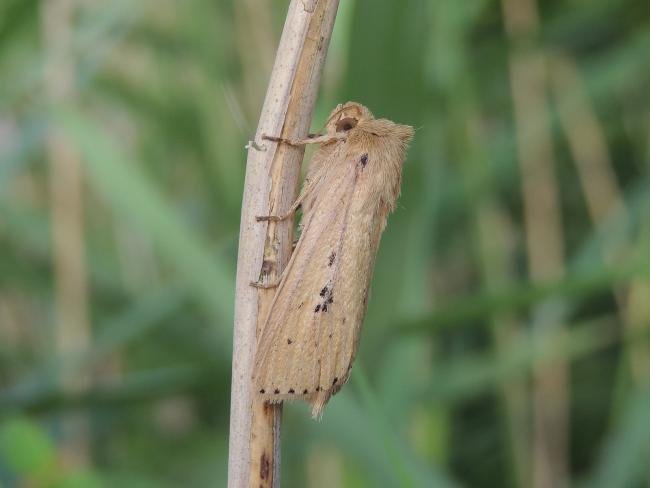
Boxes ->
[253,147,378,417]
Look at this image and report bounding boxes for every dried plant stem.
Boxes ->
[475,203,529,486]
[550,55,624,229]
[452,87,529,486]
[228,2,340,487]
[42,0,91,468]
[550,54,650,387]
[501,0,567,486]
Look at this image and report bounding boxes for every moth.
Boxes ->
[252,102,414,418]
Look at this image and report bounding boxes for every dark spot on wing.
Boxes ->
[333,377,338,384]
[360,153,368,167]
[259,389,265,394]
[274,388,280,394]
[328,252,336,266]
[303,389,308,394]
[316,386,321,392]
[288,388,295,394]
[287,338,293,345]
[316,287,333,311]
[314,304,321,313]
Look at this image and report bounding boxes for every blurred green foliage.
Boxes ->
[1,0,649,486]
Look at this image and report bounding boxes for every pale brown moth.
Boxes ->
[252,101,414,418]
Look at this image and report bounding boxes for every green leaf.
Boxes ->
[0,417,54,476]
[586,389,650,488]
[55,469,104,488]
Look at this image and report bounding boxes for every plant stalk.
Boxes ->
[228,1,340,487]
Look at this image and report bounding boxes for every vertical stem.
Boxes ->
[235,0,276,122]
[501,0,568,486]
[228,1,340,487]
[550,55,624,230]
[444,32,531,485]
[476,205,530,487]
[446,63,530,488]
[41,0,91,468]
[551,55,650,399]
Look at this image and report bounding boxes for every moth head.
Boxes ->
[324,102,373,134]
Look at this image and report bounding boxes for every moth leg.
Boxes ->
[256,189,308,222]
[262,132,346,146]
[249,279,280,289]
[255,212,293,222]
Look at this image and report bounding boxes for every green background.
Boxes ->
[1,0,649,486]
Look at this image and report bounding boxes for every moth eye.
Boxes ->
[335,117,358,132]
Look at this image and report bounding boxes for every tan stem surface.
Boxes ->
[501,0,568,486]
[550,54,650,388]
[42,0,91,469]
